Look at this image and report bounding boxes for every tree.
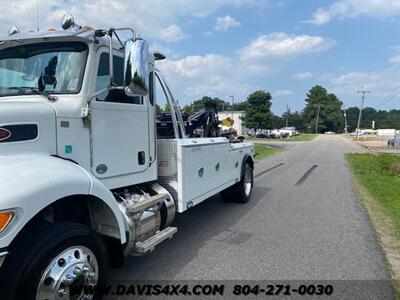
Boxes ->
[181,105,193,115]
[303,85,343,133]
[242,90,273,130]
[288,111,306,131]
[271,114,285,129]
[381,109,400,129]
[232,101,248,111]
[162,103,170,112]
[345,106,360,132]
[345,106,400,131]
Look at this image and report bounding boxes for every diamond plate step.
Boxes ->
[132,226,177,254]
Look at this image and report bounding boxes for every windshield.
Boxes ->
[0,42,88,97]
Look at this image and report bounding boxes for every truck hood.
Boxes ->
[0,100,57,156]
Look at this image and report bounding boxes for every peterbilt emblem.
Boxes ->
[0,128,11,141]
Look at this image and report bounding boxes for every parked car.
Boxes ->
[279,127,298,136]
[269,129,282,138]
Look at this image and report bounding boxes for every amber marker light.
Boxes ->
[0,211,13,232]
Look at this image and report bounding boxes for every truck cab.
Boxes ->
[0,15,254,300]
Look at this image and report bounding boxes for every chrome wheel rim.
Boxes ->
[36,246,98,300]
[244,168,252,196]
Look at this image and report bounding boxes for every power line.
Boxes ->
[375,89,400,109]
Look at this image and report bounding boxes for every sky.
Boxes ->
[1,0,399,114]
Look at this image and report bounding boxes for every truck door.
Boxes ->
[90,50,150,179]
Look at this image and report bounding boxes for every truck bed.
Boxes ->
[157,138,253,212]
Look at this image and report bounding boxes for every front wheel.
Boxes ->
[221,162,253,203]
[0,223,108,300]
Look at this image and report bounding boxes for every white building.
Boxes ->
[218,111,248,135]
[377,129,396,136]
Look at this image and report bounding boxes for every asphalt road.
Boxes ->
[110,135,392,296]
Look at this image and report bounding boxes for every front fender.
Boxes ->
[0,154,126,249]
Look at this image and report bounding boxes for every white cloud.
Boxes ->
[214,15,241,31]
[238,32,335,61]
[0,0,259,43]
[294,72,314,80]
[325,65,400,106]
[274,90,294,97]
[389,55,400,65]
[158,54,256,99]
[157,32,335,102]
[159,24,188,42]
[388,45,400,64]
[157,32,337,103]
[306,0,400,25]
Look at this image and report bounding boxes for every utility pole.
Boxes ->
[356,90,371,139]
[343,106,348,134]
[229,95,234,118]
[285,103,289,127]
[315,105,320,134]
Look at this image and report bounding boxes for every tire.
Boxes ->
[221,162,253,203]
[0,223,108,300]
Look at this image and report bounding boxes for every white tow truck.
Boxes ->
[0,15,254,299]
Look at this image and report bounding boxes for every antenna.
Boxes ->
[36,0,39,31]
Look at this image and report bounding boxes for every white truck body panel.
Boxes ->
[91,101,151,178]
[158,138,253,212]
[0,100,56,155]
[0,154,127,249]
[0,29,254,261]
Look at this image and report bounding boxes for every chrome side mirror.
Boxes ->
[124,39,149,96]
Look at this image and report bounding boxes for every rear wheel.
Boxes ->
[0,223,108,300]
[221,162,253,203]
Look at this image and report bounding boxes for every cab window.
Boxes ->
[95,52,143,104]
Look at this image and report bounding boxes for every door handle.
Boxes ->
[138,151,145,165]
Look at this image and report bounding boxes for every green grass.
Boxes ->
[253,144,283,160]
[347,153,400,238]
[246,134,317,142]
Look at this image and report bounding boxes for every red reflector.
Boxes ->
[0,128,11,141]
